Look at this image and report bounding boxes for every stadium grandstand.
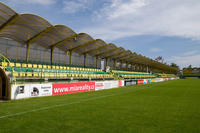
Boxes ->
[0,2,178,100]
[182,67,200,78]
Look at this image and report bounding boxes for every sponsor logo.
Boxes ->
[31,87,39,96]
[53,82,95,95]
[137,79,144,85]
[119,80,122,87]
[96,83,104,87]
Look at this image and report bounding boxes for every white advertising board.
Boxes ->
[29,84,52,97]
[95,80,124,91]
[155,78,164,82]
[11,85,30,100]
[143,79,148,84]
[11,83,52,100]
[95,82,104,91]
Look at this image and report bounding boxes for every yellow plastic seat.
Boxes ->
[50,73,55,78]
[44,73,49,78]
[60,73,65,78]
[33,73,39,77]
[19,72,25,77]
[56,66,60,69]
[22,63,27,68]
[0,62,8,67]
[27,72,32,77]
[9,62,15,67]
[33,64,38,68]
[38,64,42,69]
[15,63,21,67]
[47,65,51,69]
[43,65,47,69]
[27,64,32,68]
[12,72,19,77]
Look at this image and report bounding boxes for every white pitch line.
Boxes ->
[0,83,162,119]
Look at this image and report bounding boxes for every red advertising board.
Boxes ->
[137,79,144,85]
[52,82,95,95]
[119,80,122,87]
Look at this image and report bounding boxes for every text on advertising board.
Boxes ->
[53,82,95,95]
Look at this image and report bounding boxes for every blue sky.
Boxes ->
[1,0,200,68]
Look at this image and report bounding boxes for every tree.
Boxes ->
[188,65,192,69]
[170,63,179,70]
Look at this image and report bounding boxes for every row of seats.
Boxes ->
[112,70,155,78]
[5,67,106,74]
[157,73,176,78]
[120,75,155,78]
[0,62,102,72]
[0,61,113,79]
[112,70,150,75]
[11,72,112,79]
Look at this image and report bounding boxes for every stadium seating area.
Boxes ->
[0,59,177,82]
[0,61,113,80]
[112,70,156,79]
[156,73,176,78]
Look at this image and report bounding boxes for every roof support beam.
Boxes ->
[0,13,19,32]
[51,48,55,65]
[113,59,116,68]
[69,51,73,66]
[119,55,134,61]
[84,53,87,67]
[96,56,99,68]
[126,62,130,70]
[82,44,111,55]
[105,58,108,67]
[105,51,125,59]
[113,53,132,60]
[26,43,31,63]
[26,26,55,44]
[49,34,78,49]
[95,47,119,57]
[69,40,96,52]
[48,34,78,65]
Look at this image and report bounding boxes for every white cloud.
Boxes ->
[82,0,200,41]
[149,48,163,53]
[166,54,200,69]
[183,51,198,56]
[4,0,56,6]
[62,0,92,14]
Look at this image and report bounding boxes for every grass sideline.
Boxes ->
[0,79,200,133]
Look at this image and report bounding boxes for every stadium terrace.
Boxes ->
[0,2,178,100]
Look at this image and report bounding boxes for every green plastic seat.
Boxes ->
[6,67,12,71]
[14,67,20,72]
[21,67,27,72]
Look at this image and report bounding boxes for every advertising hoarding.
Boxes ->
[30,84,52,97]
[137,79,144,85]
[53,82,95,95]
[124,80,137,86]
[11,83,52,99]
[95,80,124,91]
[11,85,29,100]
[143,79,148,84]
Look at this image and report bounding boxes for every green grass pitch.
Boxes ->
[0,79,200,133]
